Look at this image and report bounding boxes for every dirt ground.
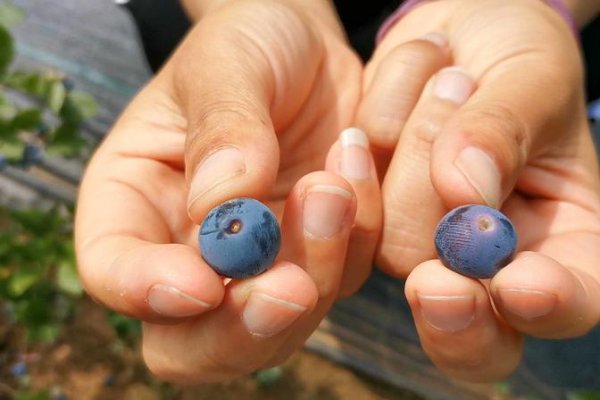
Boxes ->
[0,298,424,400]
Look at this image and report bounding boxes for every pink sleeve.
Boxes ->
[376,0,578,46]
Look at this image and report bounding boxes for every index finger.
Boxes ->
[75,84,225,323]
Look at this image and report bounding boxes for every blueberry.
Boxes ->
[434,204,517,279]
[22,143,43,168]
[10,361,27,378]
[199,198,281,279]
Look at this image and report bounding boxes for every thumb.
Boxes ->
[430,63,582,209]
[163,4,321,220]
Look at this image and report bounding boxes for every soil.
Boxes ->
[0,297,424,400]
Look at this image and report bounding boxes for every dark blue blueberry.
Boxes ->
[63,78,75,92]
[22,143,43,168]
[36,122,50,137]
[199,198,281,279]
[10,361,27,378]
[103,374,116,387]
[434,204,517,279]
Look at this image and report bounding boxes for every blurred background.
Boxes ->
[0,1,599,399]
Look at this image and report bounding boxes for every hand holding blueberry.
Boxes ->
[360,0,600,382]
[74,0,382,384]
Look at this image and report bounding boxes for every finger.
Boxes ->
[278,171,357,300]
[264,171,357,366]
[164,4,323,220]
[78,237,224,323]
[325,127,382,298]
[429,59,584,210]
[142,262,319,384]
[405,260,523,382]
[356,33,450,171]
[491,249,600,339]
[377,67,476,276]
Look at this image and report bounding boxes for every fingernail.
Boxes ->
[417,294,476,332]
[148,284,212,317]
[420,32,447,47]
[243,292,307,337]
[188,147,246,206]
[454,147,502,207]
[497,288,557,320]
[433,67,474,104]
[303,185,352,239]
[339,127,372,180]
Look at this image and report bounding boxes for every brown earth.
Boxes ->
[0,297,424,400]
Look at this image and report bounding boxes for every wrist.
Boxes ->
[181,0,346,39]
[180,0,218,21]
[376,0,589,44]
[560,0,600,28]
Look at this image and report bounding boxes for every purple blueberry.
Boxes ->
[10,361,27,378]
[199,198,281,279]
[434,204,517,279]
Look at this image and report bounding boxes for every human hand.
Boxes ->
[74,0,382,383]
[355,0,600,381]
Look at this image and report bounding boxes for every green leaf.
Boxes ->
[46,121,85,156]
[0,140,24,160]
[14,282,55,325]
[15,391,50,400]
[4,71,36,92]
[8,268,40,296]
[26,323,59,343]
[4,71,52,98]
[0,24,14,74]
[0,92,17,119]
[66,91,98,120]
[10,108,42,131]
[47,81,66,112]
[0,2,25,29]
[568,391,600,400]
[108,312,142,340]
[255,366,283,387]
[9,207,66,236]
[56,259,81,296]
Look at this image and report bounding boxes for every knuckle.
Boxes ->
[184,103,258,162]
[143,338,252,384]
[408,101,458,150]
[358,115,405,149]
[410,114,446,149]
[384,41,442,70]
[460,103,530,167]
[314,278,340,301]
[142,343,189,383]
[200,343,256,377]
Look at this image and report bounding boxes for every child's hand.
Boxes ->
[74,0,382,383]
[357,0,600,381]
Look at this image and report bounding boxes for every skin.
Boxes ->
[75,0,381,383]
[359,0,600,381]
[75,0,600,385]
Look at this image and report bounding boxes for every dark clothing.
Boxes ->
[123,0,600,101]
